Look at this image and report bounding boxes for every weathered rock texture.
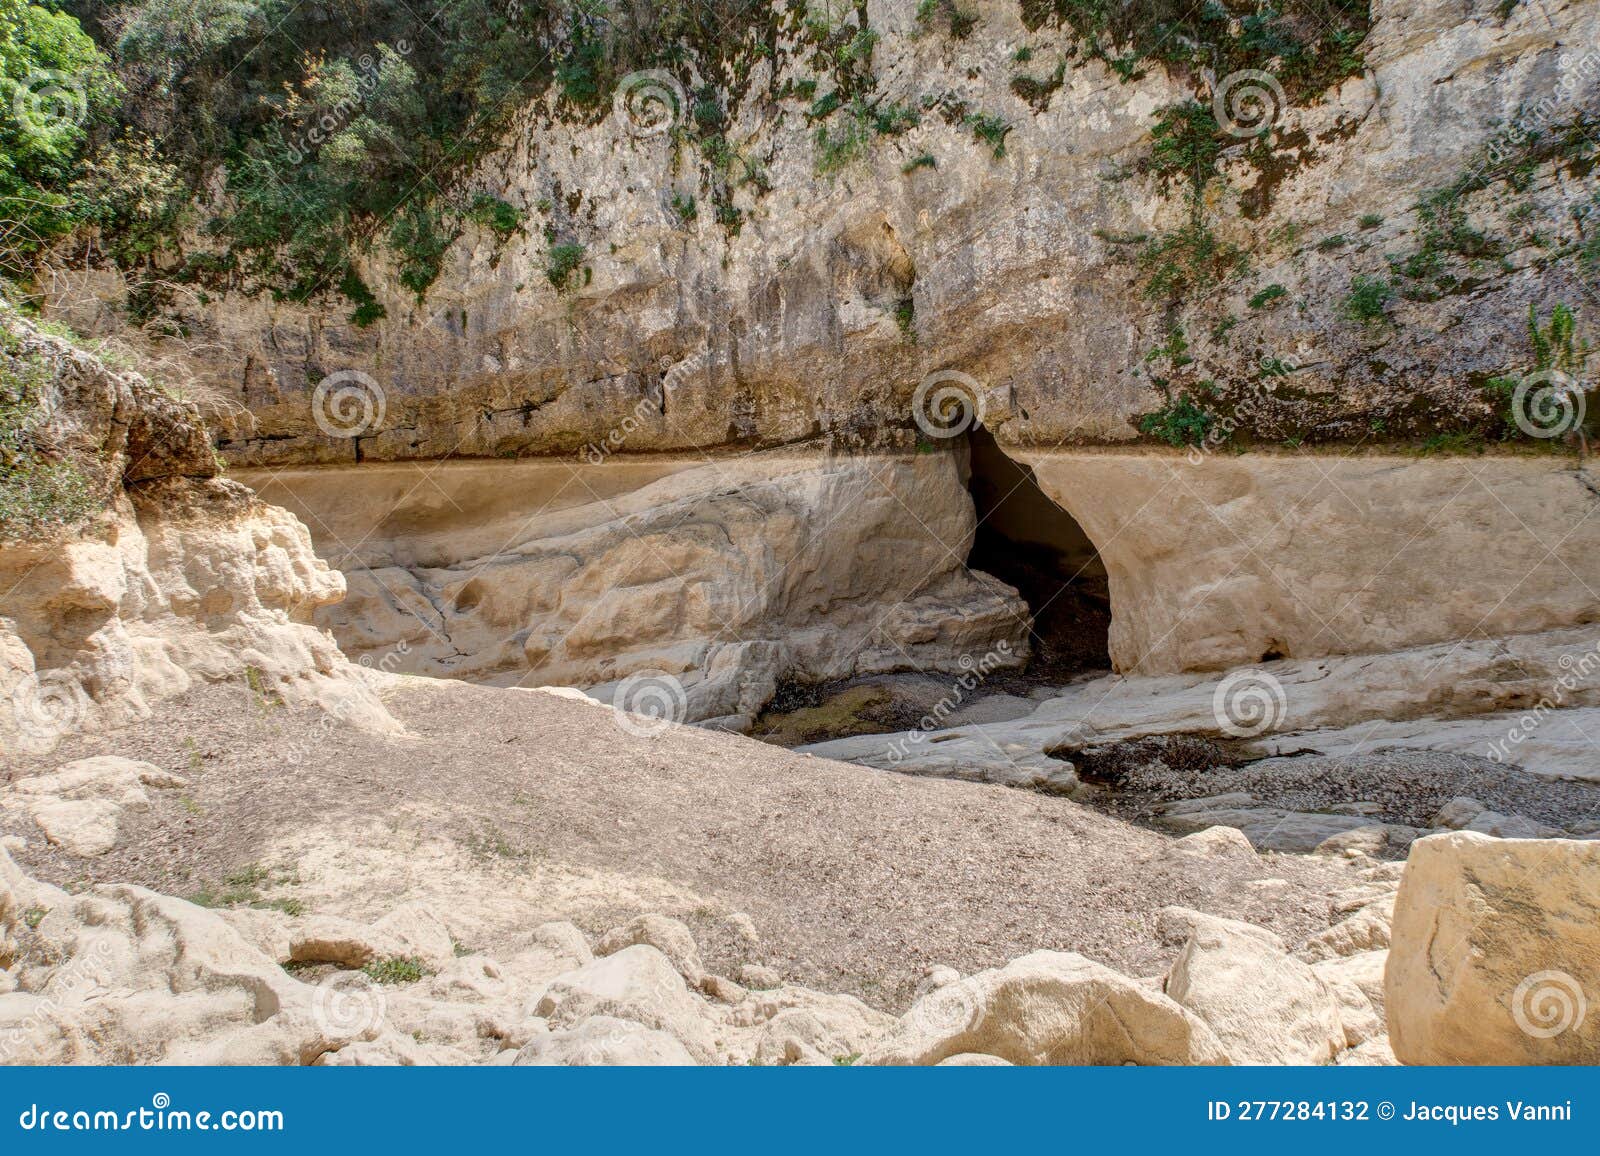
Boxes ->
[1386,831,1600,1065]
[0,314,395,763]
[1021,451,1600,675]
[2,838,1387,1066]
[43,0,1600,466]
[237,452,1030,725]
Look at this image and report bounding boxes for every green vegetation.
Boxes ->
[1357,213,1383,229]
[467,194,521,239]
[1137,391,1214,447]
[965,112,1012,159]
[22,905,46,929]
[1342,274,1391,323]
[893,298,915,341]
[546,242,587,290]
[1136,219,1247,302]
[0,344,102,540]
[1010,61,1066,111]
[1018,0,1367,95]
[1248,283,1288,309]
[363,956,431,985]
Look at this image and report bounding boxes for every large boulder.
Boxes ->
[533,945,721,1062]
[1387,833,1600,1064]
[867,951,1228,1067]
[1161,908,1345,1065]
[595,914,704,985]
[513,1016,696,1066]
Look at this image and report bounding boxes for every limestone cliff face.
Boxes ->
[238,453,1032,728]
[46,0,1600,466]
[0,314,395,763]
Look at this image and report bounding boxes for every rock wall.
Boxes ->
[0,314,395,764]
[237,449,1031,727]
[42,0,1600,464]
[1019,450,1600,674]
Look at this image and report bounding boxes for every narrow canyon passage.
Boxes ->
[965,428,1112,680]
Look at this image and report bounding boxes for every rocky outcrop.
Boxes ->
[47,0,1600,469]
[1160,907,1346,1065]
[0,757,185,856]
[804,624,1600,785]
[238,452,1030,725]
[866,951,1231,1066]
[1386,831,1600,1064]
[0,837,1401,1066]
[0,313,397,761]
[1020,452,1600,676]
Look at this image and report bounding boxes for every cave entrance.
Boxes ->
[966,426,1112,680]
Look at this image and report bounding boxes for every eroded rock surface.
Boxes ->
[1386,832,1600,1065]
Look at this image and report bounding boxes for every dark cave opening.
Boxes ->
[966,425,1113,680]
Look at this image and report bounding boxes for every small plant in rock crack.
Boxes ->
[1342,275,1393,324]
[546,243,588,291]
[363,956,432,985]
[1137,392,1216,447]
[1248,283,1288,309]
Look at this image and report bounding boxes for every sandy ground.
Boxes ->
[1,676,1370,1010]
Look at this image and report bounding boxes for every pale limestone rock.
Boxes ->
[1463,811,1564,840]
[937,1053,1013,1066]
[1023,454,1600,676]
[243,455,1029,726]
[739,963,782,990]
[1431,797,1485,829]
[2,758,184,856]
[1160,908,1345,1066]
[1154,826,1260,865]
[1312,951,1388,1049]
[513,1016,697,1066]
[805,627,1600,785]
[867,951,1229,1067]
[370,903,457,972]
[699,975,748,1005]
[534,945,720,1063]
[596,914,704,985]
[912,965,962,1000]
[1387,833,1600,1065]
[1296,896,1394,964]
[743,987,897,1067]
